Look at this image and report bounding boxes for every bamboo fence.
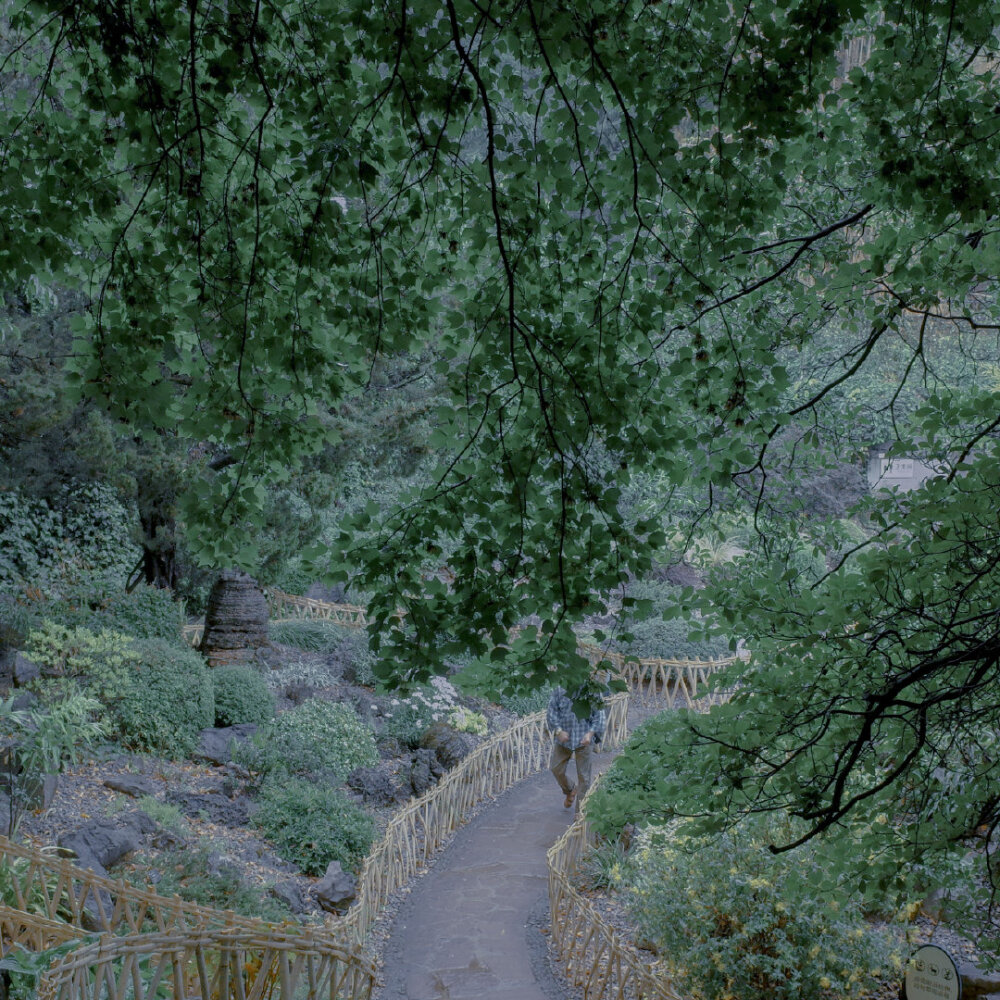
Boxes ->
[37,927,374,1000]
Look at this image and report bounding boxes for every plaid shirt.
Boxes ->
[546,687,606,750]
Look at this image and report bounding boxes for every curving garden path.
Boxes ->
[375,745,618,1000]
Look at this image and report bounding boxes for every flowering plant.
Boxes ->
[381,677,460,747]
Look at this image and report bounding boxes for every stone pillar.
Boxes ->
[200,570,269,667]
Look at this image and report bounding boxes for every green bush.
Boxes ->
[253,776,375,875]
[25,622,140,708]
[0,484,139,591]
[128,842,297,922]
[111,639,214,757]
[19,573,185,644]
[233,698,377,780]
[498,685,553,717]
[623,816,903,1000]
[212,665,275,727]
[616,616,730,661]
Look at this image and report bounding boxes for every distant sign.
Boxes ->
[903,944,961,1000]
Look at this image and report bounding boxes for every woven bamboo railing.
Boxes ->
[37,926,374,1000]
[547,804,681,1000]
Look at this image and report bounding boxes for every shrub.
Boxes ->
[498,685,553,717]
[623,816,903,1000]
[212,666,275,727]
[616,616,730,661]
[0,484,139,590]
[253,776,375,875]
[233,698,377,781]
[111,639,214,757]
[381,677,459,748]
[25,622,140,709]
[447,706,488,735]
[264,660,337,693]
[0,693,104,836]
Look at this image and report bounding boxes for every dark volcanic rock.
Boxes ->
[346,767,404,806]
[313,861,356,913]
[195,724,258,765]
[104,774,159,798]
[271,879,310,914]
[200,570,269,667]
[59,819,141,870]
[409,748,444,797]
[165,790,251,826]
[419,722,475,770]
[12,653,40,687]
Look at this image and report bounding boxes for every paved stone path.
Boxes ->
[375,752,616,1000]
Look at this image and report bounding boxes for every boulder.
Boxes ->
[959,963,1000,998]
[271,879,311,914]
[11,653,40,688]
[200,570,269,667]
[313,861,356,913]
[346,767,405,807]
[195,724,258,765]
[419,722,475,770]
[104,774,159,798]
[58,818,142,870]
[409,749,444,797]
[165,790,250,826]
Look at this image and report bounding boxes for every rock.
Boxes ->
[165,790,250,826]
[378,736,405,760]
[959,964,1000,999]
[200,570,269,667]
[104,774,159,798]
[195,724,258,765]
[313,861,356,913]
[59,819,141,870]
[286,683,318,706]
[346,767,402,807]
[12,653,40,687]
[10,691,36,713]
[271,879,310,914]
[419,722,475,770]
[409,748,444,797]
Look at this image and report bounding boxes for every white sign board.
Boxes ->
[903,944,961,1000]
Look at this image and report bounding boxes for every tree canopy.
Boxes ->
[4,0,1000,924]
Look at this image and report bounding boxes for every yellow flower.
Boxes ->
[819,976,831,989]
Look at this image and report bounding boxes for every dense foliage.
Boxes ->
[211,665,275,728]
[619,817,902,1000]
[4,0,1000,947]
[234,698,377,781]
[252,776,376,875]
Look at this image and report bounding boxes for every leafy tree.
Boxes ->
[4,0,1000,938]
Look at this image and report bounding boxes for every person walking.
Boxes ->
[546,686,606,813]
